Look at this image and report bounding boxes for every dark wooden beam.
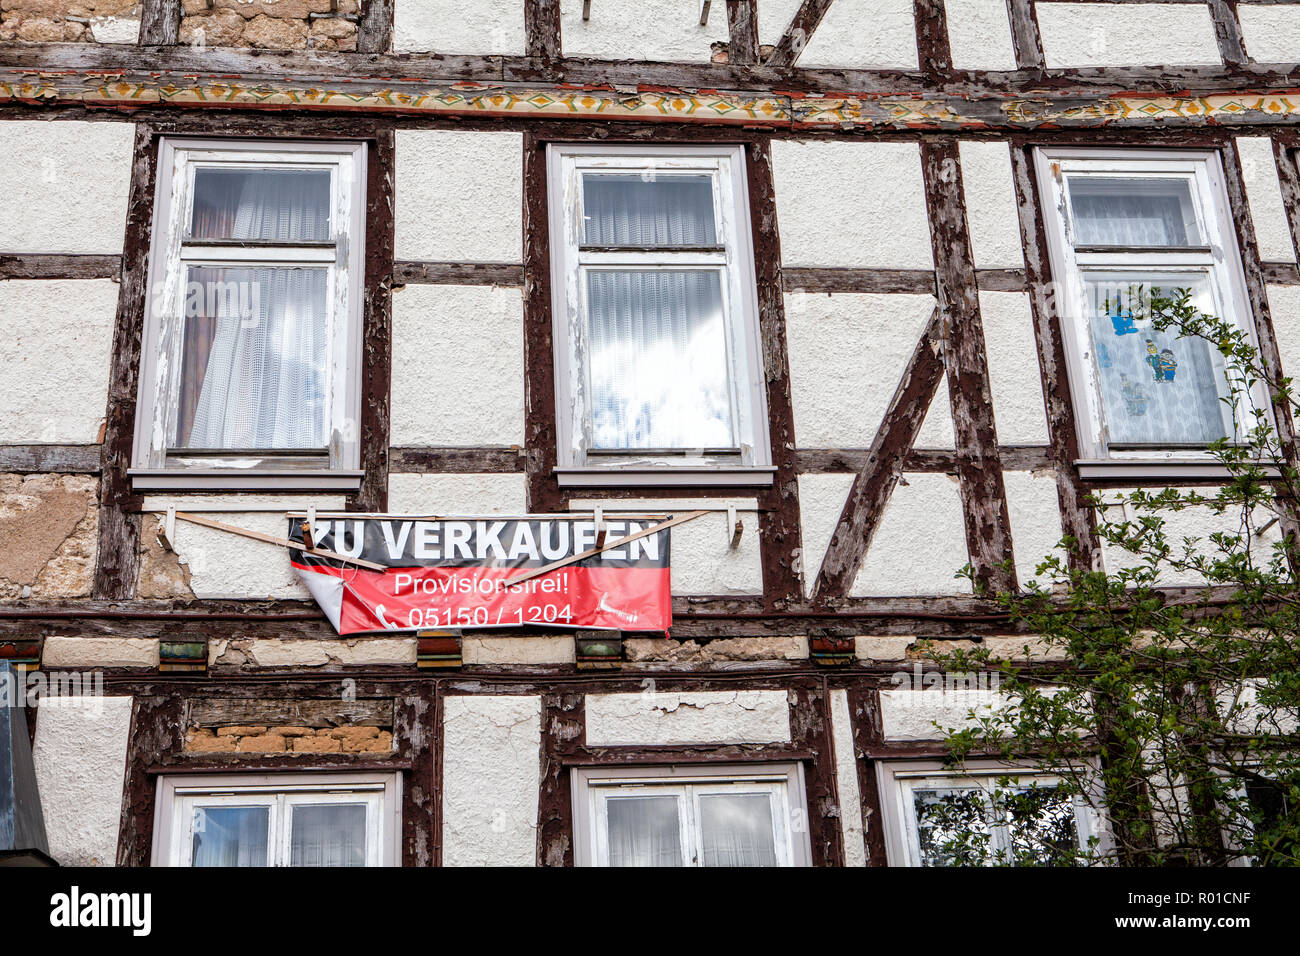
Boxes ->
[356,0,395,54]
[913,0,952,76]
[0,254,120,280]
[1004,0,1044,70]
[796,443,1054,475]
[726,0,760,65]
[115,694,184,866]
[537,691,583,866]
[350,125,395,514]
[393,261,524,287]
[390,445,527,473]
[781,266,1026,294]
[0,444,102,473]
[762,0,833,68]
[812,308,946,600]
[1008,141,1100,571]
[921,136,1018,594]
[1208,0,1249,67]
[846,685,889,865]
[746,140,805,608]
[93,125,156,601]
[394,683,438,866]
[138,0,181,45]
[525,0,562,61]
[789,680,846,867]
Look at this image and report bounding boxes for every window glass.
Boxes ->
[605,795,683,867]
[912,788,994,867]
[191,806,269,867]
[176,266,330,450]
[191,167,332,242]
[289,803,368,868]
[698,792,778,867]
[586,269,733,450]
[1082,272,1233,446]
[581,173,717,247]
[1067,176,1202,247]
[909,781,1080,866]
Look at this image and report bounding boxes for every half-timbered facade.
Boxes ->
[2,0,1299,867]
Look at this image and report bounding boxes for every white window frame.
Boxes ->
[1036,147,1272,478]
[546,144,774,488]
[571,762,811,866]
[130,138,367,491]
[151,771,401,867]
[877,759,1106,867]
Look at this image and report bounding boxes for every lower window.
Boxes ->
[571,763,811,867]
[878,761,1102,867]
[153,772,401,867]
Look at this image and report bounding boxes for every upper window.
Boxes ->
[132,139,367,490]
[877,761,1103,867]
[547,145,773,487]
[571,763,811,866]
[153,773,400,867]
[1036,148,1267,467]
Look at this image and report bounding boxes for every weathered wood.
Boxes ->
[393,260,524,287]
[913,0,952,75]
[781,267,1025,294]
[764,0,832,68]
[394,684,438,867]
[812,308,946,599]
[93,124,156,601]
[525,0,561,61]
[789,681,845,867]
[1004,0,1044,71]
[188,697,394,727]
[921,137,1018,594]
[356,0,394,54]
[1261,260,1300,285]
[746,140,805,608]
[1008,141,1101,571]
[390,445,527,473]
[846,685,888,865]
[351,125,395,514]
[0,444,102,473]
[1208,0,1249,67]
[116,694,184,866]
[0,254,120,280]
[537,691,583,866]
[726,0,759,65]
[138,0,181,45]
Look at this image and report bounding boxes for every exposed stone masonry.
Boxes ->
[179,0,358,51]
[185,724,395,754]
[0,0,140,42]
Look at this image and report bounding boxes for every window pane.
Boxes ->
[191,167,332,242]
[176,266,330,450]
[699,792,778,867]
[290,803,368,867]
[191,806,269,867]
[912,788,994,866]
[586,269,735,450]
[582,173,717,247]
[1066,176,1202,247]
[1082,273,1233,446]
[997,786,1080,866]
[605,795,683,866]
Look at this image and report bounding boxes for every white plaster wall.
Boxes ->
[796,472,855,594]
[1218,679,1300,736]
[945,0,1018,71]
[0,280,116,444]
[89,15,140,42]
[1003,469,1064,586]
[568,497,762,596]
[853,473,972,596]
[1235,138,1296,263]
[387,473,527,515]
[916,374,956,448]
[772,140,932,268]
[0,122,133,254]
[797,0,917,69]
[393,0,525,54]
[1098,487,1285,585]
[164,495,344,600]
[42,637,159,668]
[1239,5,1300,64]
[462,635,575,665]
[391,284,524,446]
[755,0,805,48]
[960,140,1025,270]
[784,291,938,447]
[441,695,541,866]
[585,690,791,745]
[1036,3,1221,67]
[829,689,867,866]
[32,695,133,866]
[395,130,522,262]
[559,0,728,61]
[982,291,1049,444]
[879,687,1007,740]
[1265,284,1300,379]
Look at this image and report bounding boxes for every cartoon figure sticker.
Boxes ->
[1120,373,1148,415]
[1110,307,1139,336]
[1144,339,1178,383]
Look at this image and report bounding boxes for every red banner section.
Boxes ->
[288,515,672,635]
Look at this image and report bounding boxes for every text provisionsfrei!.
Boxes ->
[288,516,672,634]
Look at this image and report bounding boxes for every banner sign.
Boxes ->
[288,515,672,635]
